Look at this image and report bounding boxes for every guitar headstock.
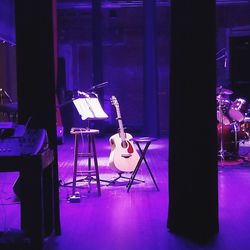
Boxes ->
[110,95,123,131]
[110,96,119,108]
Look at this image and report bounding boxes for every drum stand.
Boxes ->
[218,100,225,166]
[233,122,239,158]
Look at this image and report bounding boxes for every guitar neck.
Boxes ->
[111,96,128,143]
[117,119,125,136]
[115,108,126,142]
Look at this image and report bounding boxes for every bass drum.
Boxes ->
[217,123,239,160]
[240,117,250,140]
[217,111,231,125]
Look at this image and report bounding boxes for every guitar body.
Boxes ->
[108,133,140,173]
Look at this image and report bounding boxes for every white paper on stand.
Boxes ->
[73,98,108,120]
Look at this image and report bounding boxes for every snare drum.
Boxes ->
[229,98,248,122]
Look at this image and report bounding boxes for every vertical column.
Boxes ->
[167,1,218,239]
[92,0,103,101]
[143,0,159,136]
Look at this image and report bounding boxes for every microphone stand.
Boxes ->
[0,88,13,104]
[218,97,225,167]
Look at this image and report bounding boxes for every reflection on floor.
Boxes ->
[0,136,250,250]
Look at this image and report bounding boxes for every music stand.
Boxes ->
[73,97,108,122]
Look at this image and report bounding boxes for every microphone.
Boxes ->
[88,82,108,92]
[224,52,228,68]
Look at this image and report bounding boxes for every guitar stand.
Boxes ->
[62,174,111,189]
[108,172,144,186]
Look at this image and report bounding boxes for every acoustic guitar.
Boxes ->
[108,96,140,173]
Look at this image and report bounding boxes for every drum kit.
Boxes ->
[217,86,250,160]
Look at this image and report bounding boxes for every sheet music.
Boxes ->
[73,98,108,120]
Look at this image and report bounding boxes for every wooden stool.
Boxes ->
[70,128,101,197]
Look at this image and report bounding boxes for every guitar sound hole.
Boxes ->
[121,141,127,148]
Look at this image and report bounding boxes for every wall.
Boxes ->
[57,5,170,135]
[1,2,250,134]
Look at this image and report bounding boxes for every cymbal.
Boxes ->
[216,95,230,101]
[216,86,233,95]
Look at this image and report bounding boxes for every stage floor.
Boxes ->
[0,136,250,250]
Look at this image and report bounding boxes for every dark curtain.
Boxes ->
[167,0,218,240]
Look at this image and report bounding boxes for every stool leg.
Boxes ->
[127,142,148,191]
[127,142,159,192]
[88,134,91,171]
[127,155,143,192]
[72,134,79,196]
[86,134,92,191]
[91,135,101,196]
[140,149,159,191]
